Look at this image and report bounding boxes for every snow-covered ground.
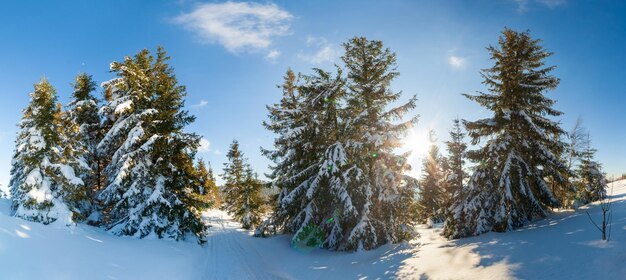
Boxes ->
[0,199,205,280]
[1,180,625,279]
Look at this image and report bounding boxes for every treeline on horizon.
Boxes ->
[6,27,609,251]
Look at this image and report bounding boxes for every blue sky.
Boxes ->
[0,0,624,187]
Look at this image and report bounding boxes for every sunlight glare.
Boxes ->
[403,128,431,178]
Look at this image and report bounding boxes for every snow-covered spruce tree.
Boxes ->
[10,78,87,224]
[223,140,265,229]
[443,118,467,206]
[261,68,348,244]
[65,74,100,203]
[264,38,417,251]
[261,69,309,227]
[275,68,354,249]
[576,134,606,204]
[443,29,566,239]
[441,118,468,232]
[417,130,445,223]
[339,37,418,250]
[97,47,206,240]
[196,159,220,209]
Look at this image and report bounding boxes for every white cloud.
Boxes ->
[265,49,281,61]
[198,138,211,153]
[298,36,340,64]
[214,149,222,155]
[174,2,293,53]
[514,0,566,13]
[191,100,208,108]
[448,55,466,69]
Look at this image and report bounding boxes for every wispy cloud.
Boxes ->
[537,0,566,8]
[265,49,281,62]
[514,0,529,13]
[198,138,211,153]
[173,2,293,53]
[191,100,208,108]
[297,36,340,64]
[448,55,466,69]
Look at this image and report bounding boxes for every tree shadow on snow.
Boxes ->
[259,235,421,280]
[448,199,626,279]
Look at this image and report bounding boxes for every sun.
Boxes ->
[402,128,432,178]
[403,128,430,158]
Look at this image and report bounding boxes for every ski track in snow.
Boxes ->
[201,210,280,280]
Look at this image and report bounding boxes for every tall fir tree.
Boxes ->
[97,47,206,240]
[65,74,101,206]
[261,68,309,228]
[10,78,87,224]
[275,67,352,249]
[417,130,445,223]
[223,140,265,229]
[264,37,418,251]
[576,134,607,204]
[339,37,418,250]
[444,29,566,238]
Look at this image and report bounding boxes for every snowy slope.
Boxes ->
[1,180,625,279]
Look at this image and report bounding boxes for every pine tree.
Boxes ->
[10,78,86,225]
[97,47,206,241]
[576,134,607,204]
[196,159,220,209]
[65,73,100,215]
[417,130,445,223]
[223,140,265,229]
[444,29,566,238]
